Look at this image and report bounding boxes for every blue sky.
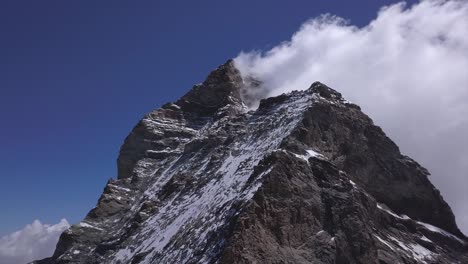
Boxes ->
[0,0,421,236]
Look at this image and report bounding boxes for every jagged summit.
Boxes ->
[174,60,245,115]
[35,61,467,264]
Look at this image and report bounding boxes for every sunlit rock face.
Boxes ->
[34,61,467,264]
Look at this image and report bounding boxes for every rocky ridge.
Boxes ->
[35,60,468,264]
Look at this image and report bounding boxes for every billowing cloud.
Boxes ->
[234,0,468,234]
[0,219,69,264]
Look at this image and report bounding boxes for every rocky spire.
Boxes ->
[175,59,245,115]
[117,60,246,180]
[34,61,468,264]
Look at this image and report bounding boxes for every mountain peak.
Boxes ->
[308,81,343,99]
[174,59,244,115]
[36,60,468,264]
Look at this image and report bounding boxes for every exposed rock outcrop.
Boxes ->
[35,60,467,264]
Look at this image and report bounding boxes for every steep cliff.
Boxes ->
[35,60,467,264]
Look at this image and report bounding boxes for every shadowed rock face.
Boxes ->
[116,60,244,181]
[34,60,467,264]
[283,83,462,237]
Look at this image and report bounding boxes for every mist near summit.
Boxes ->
[234,0,468,234]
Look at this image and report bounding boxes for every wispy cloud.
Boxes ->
[0,219,69,264]
[235,0,468,234]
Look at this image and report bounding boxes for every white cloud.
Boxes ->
[0,219,69,264]
[235,0,468,234]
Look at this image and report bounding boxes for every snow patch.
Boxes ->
[289,149,325,163]
[77,222,103,231]
[306,149,323,158]
[388,235,436,263]
[169,103,180,109]
[416,221,465,244]
[108,184,131,193]
[374,235,396,252]
[377,203,410,220]
[420,235,432,243]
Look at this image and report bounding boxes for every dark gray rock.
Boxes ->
[34,61,467,264]
[284,82,462,237]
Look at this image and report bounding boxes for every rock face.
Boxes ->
[35,60,467,264]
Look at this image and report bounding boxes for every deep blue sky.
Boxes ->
[0,0,417,236]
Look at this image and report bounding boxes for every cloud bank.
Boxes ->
[235,0,468,234]
[0,219,69,264]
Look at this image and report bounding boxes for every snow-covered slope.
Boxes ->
[35,60,467,264]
